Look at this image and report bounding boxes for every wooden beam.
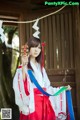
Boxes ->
[0,1,31,14]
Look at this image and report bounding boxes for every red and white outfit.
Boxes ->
[13,61,66,120]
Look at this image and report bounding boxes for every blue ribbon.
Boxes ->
[66,91,75,120]
[28,69,51,96]
[28,70,67,96]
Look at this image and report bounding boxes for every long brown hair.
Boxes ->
[27,37,42,70]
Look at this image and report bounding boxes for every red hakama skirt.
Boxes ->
[20,88,56,120]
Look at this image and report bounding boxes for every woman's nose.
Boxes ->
[35,48,37,52]
[35,47,38,51]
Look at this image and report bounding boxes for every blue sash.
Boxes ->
[27,69,67,96]
[66,91,75,120]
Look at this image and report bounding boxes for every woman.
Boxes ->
[13,37,70,120]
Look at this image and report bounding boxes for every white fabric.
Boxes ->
[49,87,66,118]
[30,61,50,88]
[13,67,35,115]
[13,61,66,118]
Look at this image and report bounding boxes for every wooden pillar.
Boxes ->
[18,13,27,63]
[19,13,27,46]
[73,6,80,119]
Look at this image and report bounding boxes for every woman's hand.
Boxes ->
[67,85,72,90]
[21,44,29,80]
[21,54,28,66]
[21,44,29,66]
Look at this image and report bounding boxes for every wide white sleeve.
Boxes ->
[13,68,35,115]
[13,69,23,107]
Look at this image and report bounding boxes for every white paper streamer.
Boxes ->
[0,20,5,43]
[32,18,40,39]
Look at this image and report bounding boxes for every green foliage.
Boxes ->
[0,38,2,44]
[3,26,18,35]
[0,114,1,120]
[11,50,20,77]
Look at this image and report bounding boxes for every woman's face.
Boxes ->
[29,44,41,58]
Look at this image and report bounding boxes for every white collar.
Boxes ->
[30,61,40,72]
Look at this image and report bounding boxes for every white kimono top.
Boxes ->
[13,61,66,118]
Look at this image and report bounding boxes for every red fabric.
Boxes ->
[18,65,22,68]
[67,114,70,120]
[66,102,70,120]
[23,77,30,96]
[20,88,56,120]
[41,42,46,68]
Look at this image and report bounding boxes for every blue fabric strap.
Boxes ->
[66,91,75,120]
[27,70,67,96]
[28,69,51,96]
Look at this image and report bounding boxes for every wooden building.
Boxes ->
[0,0,80,120]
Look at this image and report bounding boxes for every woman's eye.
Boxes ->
[38,47,41,49]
